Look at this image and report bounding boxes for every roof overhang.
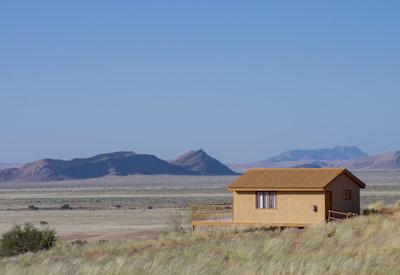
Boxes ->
[227,168,366,191]
[229,187,324,192]
[342,169,366,188]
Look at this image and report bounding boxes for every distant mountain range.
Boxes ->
[0,150,237,182]
[227,146,400,172]
[2,145,400,182]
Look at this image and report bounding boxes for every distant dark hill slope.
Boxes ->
[348,151,400,171]
[0,168,20,182]
[0,151,193,182]
[292,161,328,168]
[171,150,238,175]
[0,163,23,170]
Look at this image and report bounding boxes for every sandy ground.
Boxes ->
[0,208,181,242]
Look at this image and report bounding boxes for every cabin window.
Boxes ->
[256,192,277,209]
[342,190,351,200]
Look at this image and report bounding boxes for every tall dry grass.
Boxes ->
[1,206,400,274]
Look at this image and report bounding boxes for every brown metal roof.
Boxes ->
[228,168,365,191]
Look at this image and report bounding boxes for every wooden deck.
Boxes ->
[191,204,311,230]
[327,210,358,221]
[191,204,358,230]
[191,204,233,220]
[192,220,310,229]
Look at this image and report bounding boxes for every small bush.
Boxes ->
[363,208,380,215]
[60,204,72,210]
[392,200,400,212]
[28,205,38,211]
[71,239,88,247]
[167,211,185,232]
[97,239,109,245]
[368,201,385,212]
[0,223,57,257]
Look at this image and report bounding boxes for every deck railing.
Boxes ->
[191,204,233,222]
[327,210,357,221]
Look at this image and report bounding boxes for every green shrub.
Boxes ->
[0,223,57,257]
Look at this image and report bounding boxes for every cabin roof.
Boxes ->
[228,168,366,191]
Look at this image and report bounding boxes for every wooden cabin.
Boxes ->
[192,168,366,228]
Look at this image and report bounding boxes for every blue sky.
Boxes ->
[1,1,399,163]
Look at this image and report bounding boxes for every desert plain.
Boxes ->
[0,172,398,242]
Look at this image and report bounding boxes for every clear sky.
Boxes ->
[1,1,399,163]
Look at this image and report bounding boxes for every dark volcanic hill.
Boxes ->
[171,150,238,175]
[0,151,194,182]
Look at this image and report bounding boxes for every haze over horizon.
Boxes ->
[1,2,399,163]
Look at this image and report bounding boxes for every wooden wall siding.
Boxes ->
[325,172,361,214]
[233,191,326,225]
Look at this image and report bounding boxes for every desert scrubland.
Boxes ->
[0,202,399,274]
[0,172,399,273]
[0,172,399,241]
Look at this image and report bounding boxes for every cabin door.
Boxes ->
[325,191,332,220]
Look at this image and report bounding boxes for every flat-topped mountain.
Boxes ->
[0,150,236,182]
[171,150,238,175]
[262,146,367,163]
[243,146,368,170]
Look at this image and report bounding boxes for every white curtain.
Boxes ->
[257,192,263,209]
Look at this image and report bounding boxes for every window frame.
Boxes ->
[342,190,351,200]
[255,191,277,210]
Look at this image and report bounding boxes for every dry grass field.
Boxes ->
[1,205,400,274]
[0,172,399,242]
[0,172,399,273]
